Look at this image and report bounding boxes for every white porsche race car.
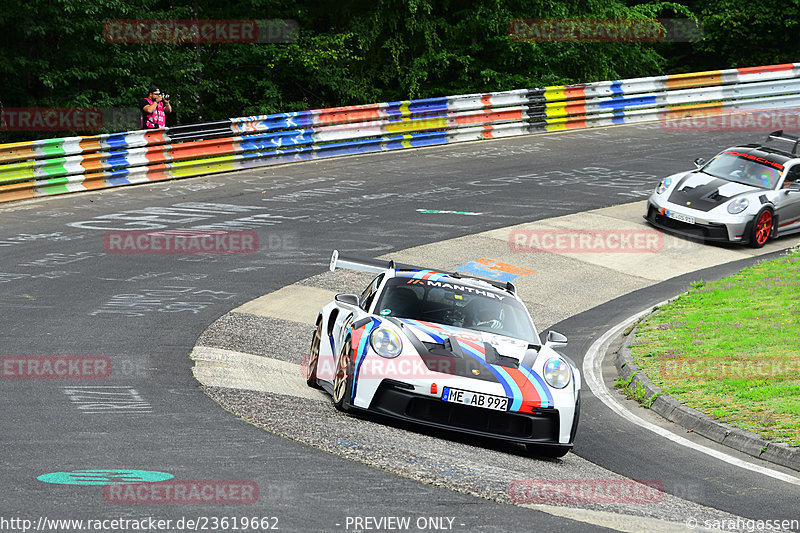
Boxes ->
[306,251,581,458]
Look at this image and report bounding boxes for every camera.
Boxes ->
[163,93,170,101]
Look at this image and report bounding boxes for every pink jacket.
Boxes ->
[141,98,165,129]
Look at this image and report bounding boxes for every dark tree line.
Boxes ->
[1,0,797,140]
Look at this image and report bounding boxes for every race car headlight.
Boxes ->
[656,177,672,195]
[543,358,571,389]
[727,197,749,214]
[370,328,403,358]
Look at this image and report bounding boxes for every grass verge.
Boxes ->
[629,245,800,446]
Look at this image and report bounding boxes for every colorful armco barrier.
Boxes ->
[2,63,800,203]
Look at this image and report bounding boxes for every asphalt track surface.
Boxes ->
[1,124,798,532]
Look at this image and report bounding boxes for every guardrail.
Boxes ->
[2,63,799,203]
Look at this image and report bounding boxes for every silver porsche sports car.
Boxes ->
[305,251,581,458]
[645,130,800,247]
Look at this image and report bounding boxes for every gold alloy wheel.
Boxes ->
[332,342,353,410]
[306,322,322,388]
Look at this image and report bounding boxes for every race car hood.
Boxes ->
[667,172,760,212]
[395,318,556,410]
[397,318,534,367]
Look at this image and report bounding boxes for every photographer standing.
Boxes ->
[140,85,172,129]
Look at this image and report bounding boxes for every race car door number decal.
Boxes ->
[441,387,509,411]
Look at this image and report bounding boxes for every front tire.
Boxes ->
[332,341,355,412]
[306,321,323,389]
[748,208,773,248]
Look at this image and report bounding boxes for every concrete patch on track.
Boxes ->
[191,346,326,401]
[190,199,798,529]
[482,202,752,281]
[233,285,336,323]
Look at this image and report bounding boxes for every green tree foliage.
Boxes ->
[664,0,800,72]
[0,0,792,141]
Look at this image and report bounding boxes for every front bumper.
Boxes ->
[365,381,572,448]
[644,196,750,243]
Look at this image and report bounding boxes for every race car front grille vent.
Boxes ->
[417,350,499,383]
[651,211,728,240]
[483,343,519,369]
[384,379,415,391]
[421,340,518,369]
[406,398,558,440]
[706,191,728,202]
[422,339,461,357]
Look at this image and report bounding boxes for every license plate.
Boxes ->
[441,387,509,411]
[666,210,695,225]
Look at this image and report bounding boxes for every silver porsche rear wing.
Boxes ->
[328,250,517,295]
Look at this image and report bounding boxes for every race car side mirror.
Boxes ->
[784,183,800,194]
[693,157,706,168]
[545,330,568,348]
[335,293,359,307]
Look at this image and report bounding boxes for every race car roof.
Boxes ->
[725,145,793,169]
[393,270,512,297]
[329,250,516,295]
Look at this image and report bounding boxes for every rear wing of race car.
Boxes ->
[766,130,800,155]
[329,250,517,294]
[329,249,425,274]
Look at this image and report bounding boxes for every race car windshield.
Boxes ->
[374,277,539,343]
[702,152,783,189]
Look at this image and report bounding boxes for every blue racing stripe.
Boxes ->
[400,319,446,344]
[456,339,522,411]
[428,322,535,411]
[404,320,536,411]
[351,318,381,402]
